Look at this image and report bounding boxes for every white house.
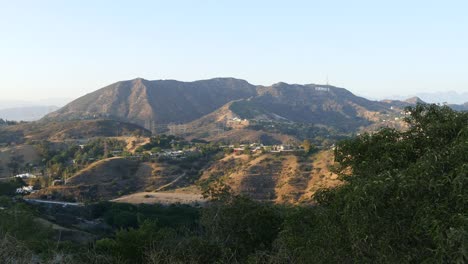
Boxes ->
[15,173,37,179]
[16,186,34,194]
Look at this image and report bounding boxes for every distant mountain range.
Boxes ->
[0,105,60,121]
[386,91,468,105]
[0,98,72,110]
[44,78,395,130]
[38,77,466,143]
[0,97,73,121]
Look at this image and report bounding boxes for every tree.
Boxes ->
[201,196,283,260]
[0,178,24,196]
[315,104,468,263]
[302,139,314,154]
[201,178,233,202]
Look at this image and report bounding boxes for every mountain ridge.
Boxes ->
[44,77,454,140]
[45,77,258,126]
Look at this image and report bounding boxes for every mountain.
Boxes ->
[0,105,59,121]
[45,78,396,137]
[0,98,72,110]
[448,102,468,111]
[45,78,257,126]
[403,96,425,105]
[386,91,468,105]
[228,83,391,131]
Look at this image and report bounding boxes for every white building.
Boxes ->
[16,186,34,194]
[15,173,37,179]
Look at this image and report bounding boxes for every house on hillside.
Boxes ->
[270,144,295,152]
[15,173,37,179]
[233,147,245,155]
[252,146,263,153]
[16,186,34,194]
[279,145,294,152]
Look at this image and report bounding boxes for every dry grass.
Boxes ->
[200,150,342,204]
[298,149,341,203]
[111,192,206,205]
[0,144,40,178]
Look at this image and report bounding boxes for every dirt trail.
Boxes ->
[155,173,186,191]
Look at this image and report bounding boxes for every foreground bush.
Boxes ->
[270,104,467,263]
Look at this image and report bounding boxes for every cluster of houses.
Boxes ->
[14,173,37,194]
[151,149,188,158]
[127,149,195,160]
[222,143,301,155]
[229,117,248,122]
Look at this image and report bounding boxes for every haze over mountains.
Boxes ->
[0,105,59,121]
[0,98,72,121]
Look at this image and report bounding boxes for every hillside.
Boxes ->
[45,78,258,127]
[0,145,41,178]
[0,119,150,144]
[29,157,143,201]
[29,148,340,205]
[180,102,296,144]
[199,150,340,204]
[229,83,390,132]
[44,78,403,137]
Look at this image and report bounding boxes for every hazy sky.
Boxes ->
[1,0,467,101]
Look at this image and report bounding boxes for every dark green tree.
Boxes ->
[311,104,468,263]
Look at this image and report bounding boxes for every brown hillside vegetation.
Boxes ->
[29,153,214,202]
[30,149,340,204]
[200,150,340,204]
[29,157,143,201]
[0,119,150,144]
[181,103,297,143]
[45,78,258,126]
[0,145,40,178]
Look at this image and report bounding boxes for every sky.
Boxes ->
[0,0,467,102]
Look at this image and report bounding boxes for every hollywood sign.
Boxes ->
[315,87,330,92]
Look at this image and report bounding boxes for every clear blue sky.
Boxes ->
[1,0,467,101]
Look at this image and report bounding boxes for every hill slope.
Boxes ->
[45,78,257,127]
[44,78,398,135]
[0,119,150,144]
[229,83,390,132]
[29,157,144,201]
